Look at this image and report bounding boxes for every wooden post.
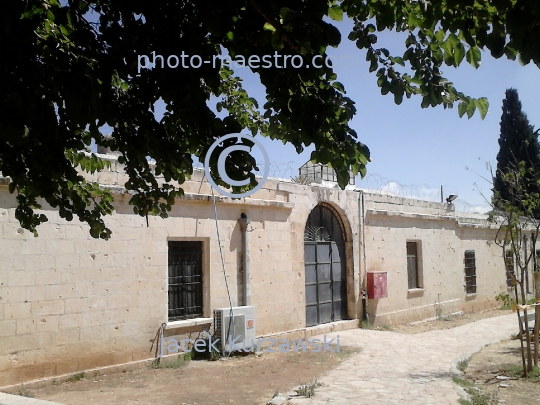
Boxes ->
[534,271,540,366]
[533,233,539,367]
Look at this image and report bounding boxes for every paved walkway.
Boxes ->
[288,313,516,405]
[0,393,63,405]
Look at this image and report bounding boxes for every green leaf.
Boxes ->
[476,97,489,119]
[453,43,466,67]
[392,56,405,66]
[458,102,467,118]
[466,47,481,68]
[369,58,378,72]
[263,22,276,32]
[332,82,345,92]
[328,5,343,21]
[466,102,476,119]
[394,90,404,105]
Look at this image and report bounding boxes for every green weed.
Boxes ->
[16,386,34,398]
[297,380,322,398]
[151,351,193,369]
[457,358,469,372]
[65,372,86,382]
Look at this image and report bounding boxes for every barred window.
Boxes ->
[407,242,421,289]
[168,241,203,321]
[464,250,477,294]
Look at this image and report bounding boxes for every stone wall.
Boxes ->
[0,162,362,386]
[362,192,508,325]
[0,159,512,386]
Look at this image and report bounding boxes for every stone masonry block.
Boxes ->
[16,318,36,335]
[91,281,120,296]
[108,294,138,309]
[102,309,123,325]
[81,311,103,328]
[25,254,56,270]
[56,328,80,345]
[35,315,59,333]
[55,254,81,270]
[8,270,36,287]
[0,255,27,272]
[64,297,88,314]
[3,303,32,319]
[59,313,82,330]
[37,269,64,285]
[0,334,39,355]
[64,224,90,240]
[87,296,108,310]
[80,325,105,342]
[0,320,16,337]
[1,286,26,304]
[44,284,76,300]
[45,240,75,255]
[31,300,64,316]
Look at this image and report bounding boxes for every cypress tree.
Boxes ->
[493,88,540,213]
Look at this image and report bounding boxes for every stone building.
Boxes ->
[0,155,516,387]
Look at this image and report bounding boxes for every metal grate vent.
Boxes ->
[304,204,345,244]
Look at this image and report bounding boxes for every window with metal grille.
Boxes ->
[464,250,476,294]
[168,241,203,321]
[505,250,515,288]
[406,242,420,289]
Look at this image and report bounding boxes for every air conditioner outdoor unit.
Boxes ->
[213,306,256,354]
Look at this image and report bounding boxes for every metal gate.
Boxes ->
[304,204,347,327]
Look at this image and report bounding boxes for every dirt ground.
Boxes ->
[26,346,359,405]
[391,308,513,334]
[462,338,540,405]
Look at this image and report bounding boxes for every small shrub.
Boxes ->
[453,375,473,388]
[360,320,375,329]
[209,347,221,361]
[502,364,540,381]
[297,380,322,398]
[465,388,498,405]
[65,372,86,382]
[454,376,498,405]
[191,338,221,361]
[382,324,392,330]
[17,387,34,398]
[457,358,469,372]
[495,292,515,309]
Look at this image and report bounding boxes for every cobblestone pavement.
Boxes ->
[288,313,516,405]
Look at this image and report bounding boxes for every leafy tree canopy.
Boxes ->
[494,88,540,214]
[2,0,540,238]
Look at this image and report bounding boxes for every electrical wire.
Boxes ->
[211,188,236,357]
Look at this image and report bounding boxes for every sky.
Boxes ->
[140,17,540,214]
[196,19,540,214]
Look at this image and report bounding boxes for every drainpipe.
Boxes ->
[238,213,251,306]
[356,189,369,323]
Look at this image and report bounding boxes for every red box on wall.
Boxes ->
[367,272,388,299]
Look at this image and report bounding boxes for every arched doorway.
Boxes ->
[304,204,348,327]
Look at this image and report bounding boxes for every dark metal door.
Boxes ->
[304,205,347,327]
